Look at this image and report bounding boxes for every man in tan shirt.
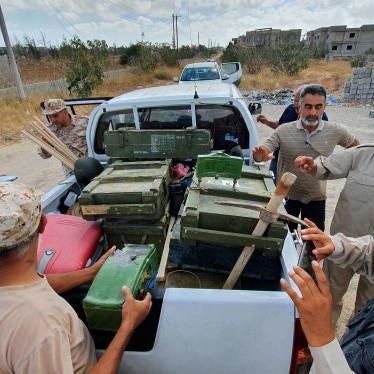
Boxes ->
[0,182,152,373]
[253,84,359,231]
[295,145,374,324]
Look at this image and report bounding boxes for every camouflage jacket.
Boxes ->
[39,115,89,159]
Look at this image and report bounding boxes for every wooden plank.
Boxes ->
[156,216,176,282]
[223,172,297,289]
[181,227,282,256]
[80,203,156,217]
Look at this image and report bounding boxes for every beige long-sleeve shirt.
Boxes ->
[0,276,96,373]
[315,144,374,236]
[263,120,355,203]
[309,233,374,373]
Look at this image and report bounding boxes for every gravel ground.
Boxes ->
[1,103,374,337]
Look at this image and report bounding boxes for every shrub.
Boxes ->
[351,55,367,68]
[130,44,160,72]
[270,39,311,76]
[153,71,169,80]
[60,36,108,96]
[119,44,142,65]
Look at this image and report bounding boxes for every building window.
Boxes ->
[349,32,355,38]
[346,45,353,50]
[332,45,337,50]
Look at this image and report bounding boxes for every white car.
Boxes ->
[177,60,242,86]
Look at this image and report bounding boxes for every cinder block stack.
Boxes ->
[343,66,374,102]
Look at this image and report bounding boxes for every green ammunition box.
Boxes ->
[103,211,170,259]
[180,164,287,255]
[104,128,212,160]
[79,160,171,221]
[83,244,158,331]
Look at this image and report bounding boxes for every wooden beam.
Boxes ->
[156,216,176,282]
[223,172,297,289]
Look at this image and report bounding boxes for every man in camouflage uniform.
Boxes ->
[39,99,88,161]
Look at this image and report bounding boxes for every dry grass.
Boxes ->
[0,59,351,145]
[0,55,124,86]
[240,59,352,95]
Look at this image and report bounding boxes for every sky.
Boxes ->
[1,0,373,48]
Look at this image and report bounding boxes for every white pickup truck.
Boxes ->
[43,83,309,374]
[176,60,242,86]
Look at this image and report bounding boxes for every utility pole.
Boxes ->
[175,14,181,51]
[198,32,199,46]
[0,4,26,100]
[172,14,175,49]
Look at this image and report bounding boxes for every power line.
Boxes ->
[43,0,83,38]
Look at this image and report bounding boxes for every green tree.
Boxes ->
[119,43,142,65]
[61,36,108,96]
[270,39,311,76]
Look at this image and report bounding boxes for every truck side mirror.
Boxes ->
[248,102,262,115]
[222,74,229,80]
[173,76,179,82]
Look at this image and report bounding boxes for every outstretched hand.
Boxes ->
[280,261,335,347]
[121,286,152,332]
[89,245,116,276]
[256,115,269,125]
[252,146,274,162]
[294,156,317,176]
[301,218,336,260]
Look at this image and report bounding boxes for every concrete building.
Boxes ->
[306,25,374,57]
[232,28,301,47]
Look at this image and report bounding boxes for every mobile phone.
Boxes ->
[297,240,317,282]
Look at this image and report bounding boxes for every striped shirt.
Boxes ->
[263,120,355,203]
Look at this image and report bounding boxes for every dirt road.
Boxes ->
[1,103,374,336]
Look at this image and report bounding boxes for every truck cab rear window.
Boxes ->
[196,105,249,150]
[138,106,192,129]
[94,110,135,154]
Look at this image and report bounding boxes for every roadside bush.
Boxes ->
[351,55,367,68]
[270,40,311,76]
[153,71,169,80]
[119,44,142,65]
[242,47,267,74]
[158,44,179,67]
[130,44,160,72]
[60,36,108,96]
[222,44,242,63]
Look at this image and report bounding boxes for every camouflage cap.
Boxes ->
[42,98,66,116]
[0,182,42,249]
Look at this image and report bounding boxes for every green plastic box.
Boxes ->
[83,244,158,331]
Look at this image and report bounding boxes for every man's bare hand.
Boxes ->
[252,146,274,162]
[121,286,152,333]
[256,115,278,129]
[256,115,269,125]
[280,261,335,347]
[294,156,317,176]
[89,246,116,277]
[301,218,335,260]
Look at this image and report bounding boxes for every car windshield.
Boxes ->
[180,67,220,81]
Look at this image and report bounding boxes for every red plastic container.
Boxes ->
[37,214,102,274]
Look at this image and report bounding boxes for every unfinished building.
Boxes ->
[306,25,374,57]
[232,28,301,47]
